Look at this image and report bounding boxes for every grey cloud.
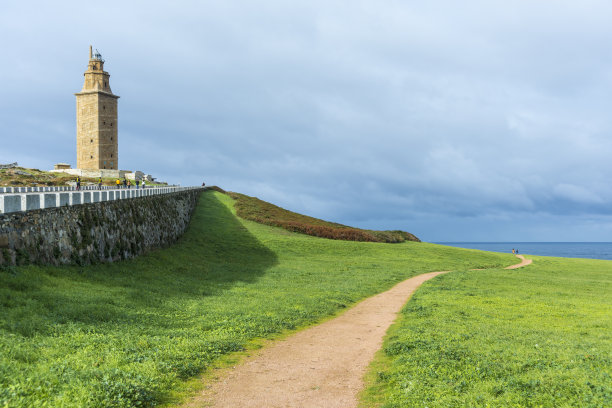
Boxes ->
[1,0,612,240]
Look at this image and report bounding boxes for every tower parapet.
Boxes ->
[75,46,119,170]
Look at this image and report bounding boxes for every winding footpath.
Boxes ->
[504,254,532,269]
[182,255,531,408]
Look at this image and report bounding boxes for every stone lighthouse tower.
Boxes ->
[75,46,119,170]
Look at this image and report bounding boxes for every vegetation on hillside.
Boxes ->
[0,167,79,186]
[0,167,165,187]
[361,257,612,407]
[0,190,511,407]
[224,190,420,243]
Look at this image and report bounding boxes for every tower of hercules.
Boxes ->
[75,46,119,170]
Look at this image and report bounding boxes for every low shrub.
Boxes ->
[227,192,420,243]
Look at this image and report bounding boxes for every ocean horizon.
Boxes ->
[436,242,612,261]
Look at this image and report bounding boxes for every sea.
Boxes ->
[436,242,612,261]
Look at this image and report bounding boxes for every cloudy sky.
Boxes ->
[1,1,611,241]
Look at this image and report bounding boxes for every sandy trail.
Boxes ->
[505,254,532,269]
[182,255,530,408]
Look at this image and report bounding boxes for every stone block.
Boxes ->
[59,193,70,206]
[43,193,57,209]
[71,192,82,205]
[25,194,40,211]
[1,195,22,213]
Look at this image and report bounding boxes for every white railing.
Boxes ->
[0,186,204,214]
[0,185,160,193]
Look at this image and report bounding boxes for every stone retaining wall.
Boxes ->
[0,189,202,266]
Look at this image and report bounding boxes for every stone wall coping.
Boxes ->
[0,186,205,215]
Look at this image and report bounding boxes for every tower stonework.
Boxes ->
[75,46,119,170]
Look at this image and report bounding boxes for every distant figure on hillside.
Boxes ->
[123,178,127,189]
[98,177,103,190]
[115,179,121,189]
[127,180,131,189]
[516,249,519,254]
[76,176,81,191]
[142,180,146,189]
[202,182,206,187]
[136,180,140,189]
[512,248,515,254]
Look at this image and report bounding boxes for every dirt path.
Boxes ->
[505,254,532,269]
[182,256,530,408]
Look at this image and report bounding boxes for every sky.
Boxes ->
[1,1,611,241]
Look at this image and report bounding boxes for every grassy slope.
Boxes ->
[0,167,166,187]
[361,256,611,407]
[228,191,420,243]
[0,191,513,407]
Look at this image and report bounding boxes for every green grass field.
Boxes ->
[361,256,611,407]
[0,191,513,407]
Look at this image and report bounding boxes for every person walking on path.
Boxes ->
[123,178,127,189]
[136,180,140,189]
[142,180,146,189]
[512,248,516,254]
[76,176,81,191]
[98,177,103,190]
[115,179,121,189]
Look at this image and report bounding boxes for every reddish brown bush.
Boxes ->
[219,191,420,243]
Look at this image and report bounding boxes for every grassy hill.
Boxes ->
[0,166,166,187]
[222,188,420,243]
[0,190,512,407]
[0,190,609,407]
[0,166,80,186]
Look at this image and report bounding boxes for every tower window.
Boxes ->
[103,121,106,125]
[90,139,93,143]
[110,123,113,127]
[90,155,93,159]
[110,137,113,141]
[110,154,113,158]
